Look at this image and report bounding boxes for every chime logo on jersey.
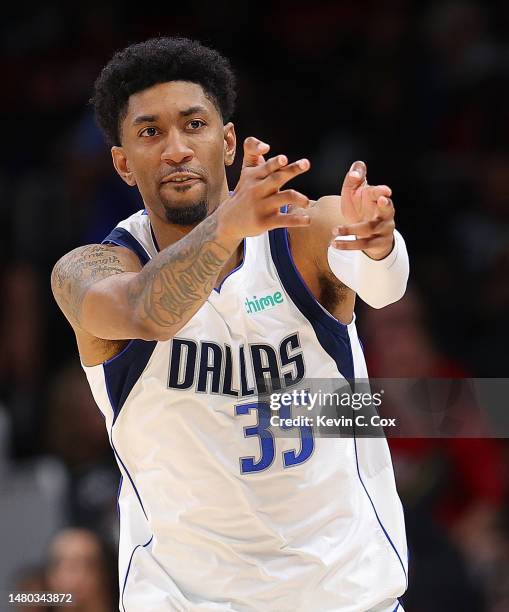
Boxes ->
[244,290,284,314]
[168,332,305,396]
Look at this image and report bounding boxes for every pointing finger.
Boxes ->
[258,158,310,191]
[242,136,270,169]
[376,196,395,218]
[349,160,366,179]
[341,160,367,194]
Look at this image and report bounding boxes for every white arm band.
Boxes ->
[327,229,409,309]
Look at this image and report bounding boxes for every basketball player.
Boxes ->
[51,38,409,611]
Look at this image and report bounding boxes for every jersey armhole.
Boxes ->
[102,227,151,267]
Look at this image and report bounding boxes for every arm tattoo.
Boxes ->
[52,213,234,336]
[51,244,125,325]
[128,213,232,329]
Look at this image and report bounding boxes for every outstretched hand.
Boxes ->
[330,161,396,260]
[217,137,311,242]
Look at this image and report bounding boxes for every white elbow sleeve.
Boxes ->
[327,229,409,309]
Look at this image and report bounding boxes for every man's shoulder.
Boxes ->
[51,243,142,291]
[50,242,141,366]
[311,195,345,225]
[288,195,344,238]
[286,195,344,266]
[50,243,141,326]
[313,194,341,208]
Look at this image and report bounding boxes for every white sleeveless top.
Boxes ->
[83,210,407,612]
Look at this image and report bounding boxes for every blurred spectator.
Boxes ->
[0,406,69,593]
[11,565,50,612]
[46,528,117,612]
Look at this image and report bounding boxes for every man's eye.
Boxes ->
[140,127,158,137]
[188,119,205,130]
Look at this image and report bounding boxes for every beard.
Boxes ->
[157,165,213,225]
[163,199,208,225]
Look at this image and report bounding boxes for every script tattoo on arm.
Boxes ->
[52,212,236,339]
[51,244,126,326]
[128,213,232,330]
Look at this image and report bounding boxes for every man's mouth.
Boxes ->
[161,173,203,185]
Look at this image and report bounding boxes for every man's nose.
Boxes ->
[161,130,194,165]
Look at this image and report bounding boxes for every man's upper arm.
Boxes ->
[51,243,143,339]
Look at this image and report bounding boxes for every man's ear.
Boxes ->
[223,122,236,167]
[111,146,137,186]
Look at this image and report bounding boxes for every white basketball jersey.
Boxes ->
[83,210,407,612]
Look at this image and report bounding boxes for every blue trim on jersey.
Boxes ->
[117,473,124,520]
[109,414,152,570]
[353,435,408,589]
[102,226,151,266]
[103,339,157,424]
[116,474,123,517]
[392,603,400,612]
[104,343,155,516]
[214,238,246,293]
[103,345,154,521]
[150,223,160,253]
[268,227,355,380]
[358,337,365,353]
[111,440,149,520]
[121,535,154,612]
[101,224,157,422]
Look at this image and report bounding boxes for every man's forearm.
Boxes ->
[127,211,240,339]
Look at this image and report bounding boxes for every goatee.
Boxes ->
[164,200,208,225]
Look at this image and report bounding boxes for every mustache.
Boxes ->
[159,166,208,182]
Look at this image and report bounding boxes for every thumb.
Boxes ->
[242,136,270,169]
[342,160,367,193]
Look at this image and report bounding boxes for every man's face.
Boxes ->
[113,81,235,225]
[47,530,104,603]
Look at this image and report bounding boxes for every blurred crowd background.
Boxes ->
[1,1,508,610]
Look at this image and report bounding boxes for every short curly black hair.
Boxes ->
[91,37,236,146]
